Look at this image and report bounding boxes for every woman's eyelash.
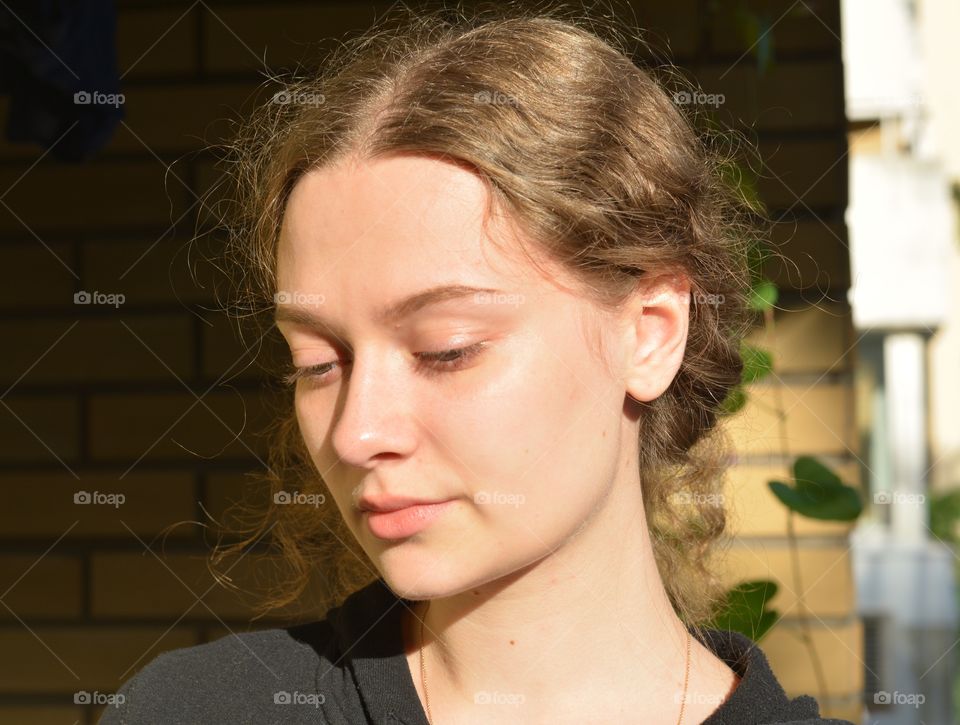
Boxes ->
[281,362,332,387]
[281,342,487,387]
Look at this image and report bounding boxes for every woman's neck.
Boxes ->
[401,474,740,723]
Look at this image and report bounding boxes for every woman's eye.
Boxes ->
[281,341,487,387]
[281,360,336,387]
[414,341,487,378]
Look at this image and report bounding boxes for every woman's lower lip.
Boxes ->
[364,500,456,540]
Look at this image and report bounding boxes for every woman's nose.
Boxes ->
[327,349,418,466]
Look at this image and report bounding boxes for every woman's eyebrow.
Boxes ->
[273,284,504,331]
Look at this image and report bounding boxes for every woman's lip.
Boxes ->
[364,499,456,540]
[359,495,452,513]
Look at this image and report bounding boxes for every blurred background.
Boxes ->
[0,1,957,723]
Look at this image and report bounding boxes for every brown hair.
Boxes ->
[209,1,758,627]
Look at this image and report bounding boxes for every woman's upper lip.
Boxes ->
[358,495,452,513]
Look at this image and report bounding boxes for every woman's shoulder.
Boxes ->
[97,620,342,724]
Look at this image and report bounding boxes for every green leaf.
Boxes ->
[768,456,863,521]
[719,161,762,212]
[719,386,747,416]
[741,343,773,384]
[707,579,780,641]
[748,280,778,311]
[929,490,960,544]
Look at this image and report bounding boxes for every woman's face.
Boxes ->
[275,153,675,599]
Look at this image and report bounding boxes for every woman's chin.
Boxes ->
[375,556,468,601]
[382,575,461,602]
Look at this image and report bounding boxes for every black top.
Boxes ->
[98,577,855,724]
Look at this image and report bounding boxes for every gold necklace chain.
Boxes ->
[418,604,693,725]
[419,601,433,725]
[677,627,692,725]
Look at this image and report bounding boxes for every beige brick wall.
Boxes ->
[0,1,861,722]
[724,298,864,719]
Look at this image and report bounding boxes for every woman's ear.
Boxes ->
[619,272,691,403]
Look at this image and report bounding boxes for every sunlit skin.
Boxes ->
[275,153,739,724]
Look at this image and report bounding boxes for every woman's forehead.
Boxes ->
[278,157,556,288]
[279,158,488,263]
